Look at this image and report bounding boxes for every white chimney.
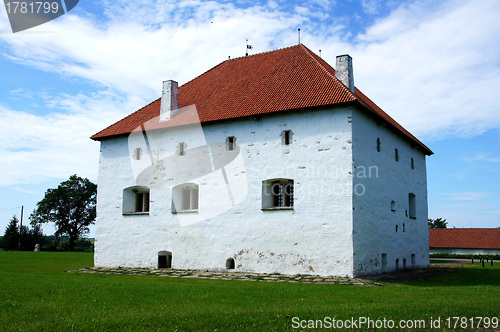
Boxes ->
[335,55,354,93]
[160,80,178,121]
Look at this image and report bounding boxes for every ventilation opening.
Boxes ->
[381,253,387,273]
[158,251,172,268]
[226,258,235,270]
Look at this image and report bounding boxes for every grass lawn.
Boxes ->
[0,252,499,331]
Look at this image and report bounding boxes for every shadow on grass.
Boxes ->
[374,263,500,287]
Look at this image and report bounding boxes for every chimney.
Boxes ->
[335,55,354,93]
[160,80,178,121]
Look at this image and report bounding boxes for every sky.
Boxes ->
[0,0,499,237]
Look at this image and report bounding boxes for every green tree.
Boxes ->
[19,224,45,251]
[30,175,97,251]
[428,217,448,229]
[3,215,19,251]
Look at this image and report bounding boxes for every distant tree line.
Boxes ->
[2,174,96,252]
[428,218,448,229]
[1,215,94,252]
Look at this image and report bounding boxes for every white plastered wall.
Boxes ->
[94,106,357,276]
[351,108,430,276]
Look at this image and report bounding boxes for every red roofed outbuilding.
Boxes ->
[429,228,500,255]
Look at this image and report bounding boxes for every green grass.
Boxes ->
[0,252,499,331]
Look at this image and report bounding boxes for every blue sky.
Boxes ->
[1,0,499,236]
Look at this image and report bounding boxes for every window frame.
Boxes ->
[123,186,150,215]
[262,178,294,210]
[172,183,199,213]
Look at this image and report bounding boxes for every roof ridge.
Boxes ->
[298,44,357,100]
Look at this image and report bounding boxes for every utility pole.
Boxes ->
[18,205,23,250]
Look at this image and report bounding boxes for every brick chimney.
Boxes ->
[335,55,354,93]
[160,80,178,121]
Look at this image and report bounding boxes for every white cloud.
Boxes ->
[0,0,499,189]
[437,192,489,201]
[462,153,500,163]
[350,0,500,140]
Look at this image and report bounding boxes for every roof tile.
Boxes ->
[429,228,500,250]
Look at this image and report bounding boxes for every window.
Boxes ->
[395,258,400,271]
[262,179,294,209]
[391,200,396,212]
[158,251,172,268]
[136,192,150,213]
[123,186,150,214]
[133,148,142,160]
[395,148,399,161]
[376,138,381,152]
[411,254,416,268]
[226,258,235,270]
[177,142,187,156]
[226,136,236,151]
[172,183,199,212]
[411,158,414,169]
[408,193,416,219]
[381,253,387,272]
[281,130,293,145]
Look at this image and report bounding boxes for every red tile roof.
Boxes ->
[91,44,432,155]
[429,228,500,250]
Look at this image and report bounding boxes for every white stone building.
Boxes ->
[91,44,433,277]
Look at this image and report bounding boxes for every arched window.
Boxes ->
[123,186,150,214]
[226,258,235,270]
[158,251,172,268]
[262,178,294,209]
[172,183,199,213]
[381,253,388,273]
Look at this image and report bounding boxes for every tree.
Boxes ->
[428,217,448,229]
[3,215,19,251]
[30,175,97,251]
[19,224,45,251]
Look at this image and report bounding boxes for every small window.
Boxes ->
[408,193,416,219]
[262,179,294,209]
[403,223,406,232]
[391,200,396,212]
[411,158,414,169]
[226,136,236,151]
[395,148,399,162]
[381,253,387,272]
[133,148,142,160]
[403,258,407,270]
[282,130,293,145]
[158,251,172,268]
[226,258,235,270]
[123,186,150,214]
[172,183,199,212]
[411,254,416,268]
[395,258,400,271]
[395,225,398,233]
[376,138,381,152]
[177,142,187,156]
